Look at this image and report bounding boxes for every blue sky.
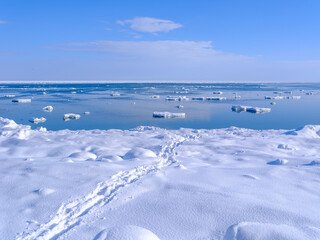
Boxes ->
[1,0,320,81]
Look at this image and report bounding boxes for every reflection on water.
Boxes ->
[0,82,320,130]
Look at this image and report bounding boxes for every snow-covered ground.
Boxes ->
[1,117,320,239]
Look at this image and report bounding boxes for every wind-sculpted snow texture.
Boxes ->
[0,117,320,239]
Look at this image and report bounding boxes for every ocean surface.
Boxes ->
[0,82,320,131]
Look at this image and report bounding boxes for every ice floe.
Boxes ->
[29,117,46,124]
[153,112,186,118]
[63,113,80,121]
[232,105,271,113]
[265,95,301,100]
[12,98,31,103]
[192,97,226,101]
[42,105,53,112]
[166,96,189,101]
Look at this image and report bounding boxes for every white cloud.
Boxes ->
[117,17,182,33]
[0,20,8,24]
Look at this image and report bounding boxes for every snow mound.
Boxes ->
[0,117,31,139]
[284,125,320,138]
[123,147,157,160]
[224,222,320,240]
[68,152,97,161]
[267,159,288,165]
[95,225,160,240]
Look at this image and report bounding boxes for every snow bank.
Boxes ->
[1,117,320,240]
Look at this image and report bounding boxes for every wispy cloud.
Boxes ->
[57,40,249,62]
[117,17,182,33]
[0,20,8,24]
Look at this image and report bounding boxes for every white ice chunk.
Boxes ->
[63,113,80,121]
[153,112,186,118]
[151,95,160,99]
[42,106,53,112]
[192,97,207,101]
[166,96,189,101]
[206,97,226,100]
[4,95,15,98]
[232,105,271,114]
[246,107,271,113]
[175,91,189,94]
[176,105,184,108]
[84,112,90,115]
[29,117,46,124]
[231,105,250,112]
[213,91,223,94]
[192,97,226,101]
[110,92,120,96]
[12,99,31,103]
[291,96,301,99]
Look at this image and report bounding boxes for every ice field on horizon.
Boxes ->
[1,117,320,239]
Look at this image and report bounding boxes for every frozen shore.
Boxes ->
[1,117,320,239]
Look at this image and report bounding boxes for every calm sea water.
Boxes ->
[0,83,320,130]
